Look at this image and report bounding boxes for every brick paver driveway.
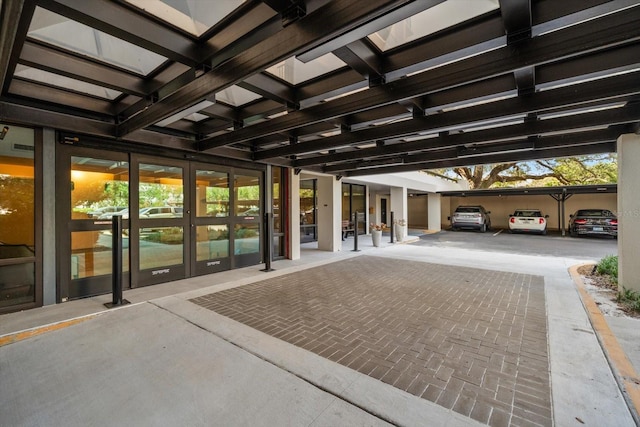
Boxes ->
[191,256,551,427]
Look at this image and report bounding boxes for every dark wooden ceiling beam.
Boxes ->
[324,127,621,173]
[296,0,445,62]
[238,72,298,106]
[294,103,640,167]
[9,79,114,114]
[333,39,384,83]
[254,70,640,160]
[19,41,150,97]
[200,5,640,151]
[344,141,616,177]
[116,0,411,137]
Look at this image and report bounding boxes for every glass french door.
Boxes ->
[191,165,263,273]
[132,156,190,287]
[191,164,231,275]
[57,146,130,300]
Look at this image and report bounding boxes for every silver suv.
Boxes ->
[450,205,491,232]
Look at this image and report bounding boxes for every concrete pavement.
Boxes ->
[1,233,637,426]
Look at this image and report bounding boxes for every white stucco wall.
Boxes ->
[618,134,640,292]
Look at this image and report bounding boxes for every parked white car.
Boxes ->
[508,209,548,234]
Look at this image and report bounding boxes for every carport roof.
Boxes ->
[439,183,617,197]
[1,1,639,175]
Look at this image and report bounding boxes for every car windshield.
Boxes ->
[455,207,481,213]
[576,209,613,217]
[514,210,541,217]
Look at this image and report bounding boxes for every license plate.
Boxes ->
[593,226,603,232]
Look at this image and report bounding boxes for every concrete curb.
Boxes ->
[569,264,640,425]
[0,313,98,347]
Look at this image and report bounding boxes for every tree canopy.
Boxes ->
[430,154,617,189]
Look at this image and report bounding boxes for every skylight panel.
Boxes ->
[125,0,246,37]
[28,7,167,76]
[266,53,346,85]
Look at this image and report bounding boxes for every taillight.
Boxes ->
[574,219,587,224]
[539,218,545,224]
[611,219,618,226]
[510,217,515,223]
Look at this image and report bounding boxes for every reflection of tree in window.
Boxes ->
[0,175,34,248]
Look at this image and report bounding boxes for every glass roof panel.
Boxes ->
[124,0,246,37]
[28,7,167,76]
[215,85,261,107]
[183,112,209,122]
[266,53,346,85]
[368,0,500,52]
[14,65,122,100]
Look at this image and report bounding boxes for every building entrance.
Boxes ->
[57,144,264,301]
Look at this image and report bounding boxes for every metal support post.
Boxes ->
[261,211,275,272]
[105,215,129,308]
[352,211,360,252]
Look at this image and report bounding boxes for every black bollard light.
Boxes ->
[105,215,129,308]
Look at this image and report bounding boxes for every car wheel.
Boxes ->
[481,223,487,233]
[542,228,547,236]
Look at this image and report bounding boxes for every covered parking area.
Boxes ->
[440,184,618,235]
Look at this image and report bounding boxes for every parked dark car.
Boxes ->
[449,205,491,232]
[569,209,617,238]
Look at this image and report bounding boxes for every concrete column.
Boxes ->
[317,176,341,252]
[617,134,640,292]
[42,128,56,305]
[427,193,442,231]
[390,186,407,240]
[288,170,300,260]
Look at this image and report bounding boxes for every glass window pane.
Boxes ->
[139,227,184,269]
[265,53,345,85]
[124,0,247,37]
[196,225,229,261]
[71,230,129,279]
[0,126,35,249]
[234,224,259,255]
[0,124,35,307]
[139,163,183,219]
[196,170,229,217]
[272,166,282,234]
[71,157,129,220]
[0,263,34,308]
[235,174,260,216]
[28,7,167,75]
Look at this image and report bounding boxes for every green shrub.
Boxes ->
[596,255,618,280]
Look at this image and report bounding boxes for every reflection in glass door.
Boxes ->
[57,149,130,300]
[192,166,230,275]
[133,159,189,287]
[234,171,261,267]
[0,125,37,311]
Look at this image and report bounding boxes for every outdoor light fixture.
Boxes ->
[0,126,9,140]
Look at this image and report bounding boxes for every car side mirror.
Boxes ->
[447,216,450,220]
[486,211,491,214]
[545,215,549,218]
[569,214,574,218]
